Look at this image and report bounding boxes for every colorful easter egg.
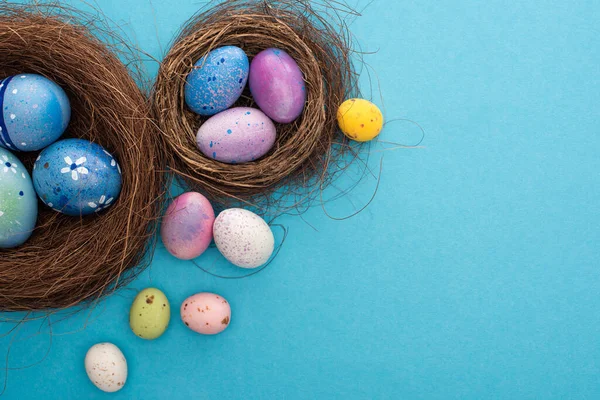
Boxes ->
[129,288,171,340]
[185,46,249,116]
[249,48,306,123]
[161,192,215,260]
[213,208,274,269]
[181,292,231,335]
[0,74,70,151]
[32,138,122,216]
[85,343,127,393]
[196,107,276,164]
[337,99,384,142]
[0,148,37,248]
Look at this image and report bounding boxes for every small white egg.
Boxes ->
[84,342,127,393]
[213,208,275,268]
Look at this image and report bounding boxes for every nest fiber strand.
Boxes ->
[153,0,359,209]
[0,4,165,312]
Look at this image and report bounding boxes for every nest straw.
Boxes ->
[0,3,166,312]
[153,0,360,210]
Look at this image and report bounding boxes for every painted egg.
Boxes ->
[32,138,122,216]
[0,73,70,151]
[213,208,274,269]
[249,48,306,123]
[196,107,276,164]
[129,287,170,340]
[185,46,249,116]
[161,192,215,260]
[337,99,384,142]
[84,343,127,393]
[0,148,37,248]
[181,292,231,335]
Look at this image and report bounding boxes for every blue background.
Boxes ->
[2,0,600,398]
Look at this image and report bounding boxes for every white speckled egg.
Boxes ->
[213,208,274,268]
[84,342,127,393]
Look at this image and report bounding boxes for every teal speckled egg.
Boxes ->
[0,147,38,248]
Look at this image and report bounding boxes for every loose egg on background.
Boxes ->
[337,98,384,142]
[196,107,276,164]
[185,46,249,116]
[0,148,37,248]
[32,138,122,216]
[249,48,306,123]
[0,74,70,151]
[213,208,275,269]
[84,343,127,393]
[181,292,231,335]
[161,192,215,260]
[130,288,171,340]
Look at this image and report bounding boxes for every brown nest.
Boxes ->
[153,0,359,210]
[0,4,165,312]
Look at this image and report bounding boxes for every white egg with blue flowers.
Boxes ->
[32,138,122,216]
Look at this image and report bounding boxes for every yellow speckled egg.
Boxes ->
[129,288,170,340]
[337,98,384,142]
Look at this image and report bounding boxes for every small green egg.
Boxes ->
[129,288,170,340]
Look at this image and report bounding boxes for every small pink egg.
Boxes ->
[161,192,215,260]
[181,292,231,335]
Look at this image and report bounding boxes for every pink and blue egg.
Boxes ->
[249,48,306,123]
[0,74,70,152]
[184,46,249,116]
[32,138,122,216]
[161,192,215,260]
[196,107,276,164]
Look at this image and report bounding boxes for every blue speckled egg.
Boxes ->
[196,107,276,164]
[185,46,249,116]
[0,74,70,152]
[0,148,38,248]
[32,139,122,216]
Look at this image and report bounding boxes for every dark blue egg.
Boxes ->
[184,46,249,116]
[32,139,122,216]
[0,74,70,152]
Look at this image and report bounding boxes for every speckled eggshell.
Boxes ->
[181,292,231,335]
[0,74,70,151]
[196,107,276,164]
[161,192,215,260]
[185,46,249,116]
[129,288,171,340]
[213,208,275,268]
[249,48,306,123]
[32,138,122,216]
[0,148,37,248]
[84,343,127,393]
[337,98,384,142]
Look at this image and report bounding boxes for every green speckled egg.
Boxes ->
[129,288,170,340]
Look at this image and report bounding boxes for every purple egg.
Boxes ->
[249,48,306,123]
[196,107,276,164]
[161,192,215,260]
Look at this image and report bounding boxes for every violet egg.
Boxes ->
[196,107,276,164]
[181,292,231,335]
[161,192,215,260]
[249,48,306,123]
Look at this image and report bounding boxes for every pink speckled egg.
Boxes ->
[249,48,306,123]
[161,192,215,260]
[181,292,231,335]
[213,208,275,269]
[196,107,276,164]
